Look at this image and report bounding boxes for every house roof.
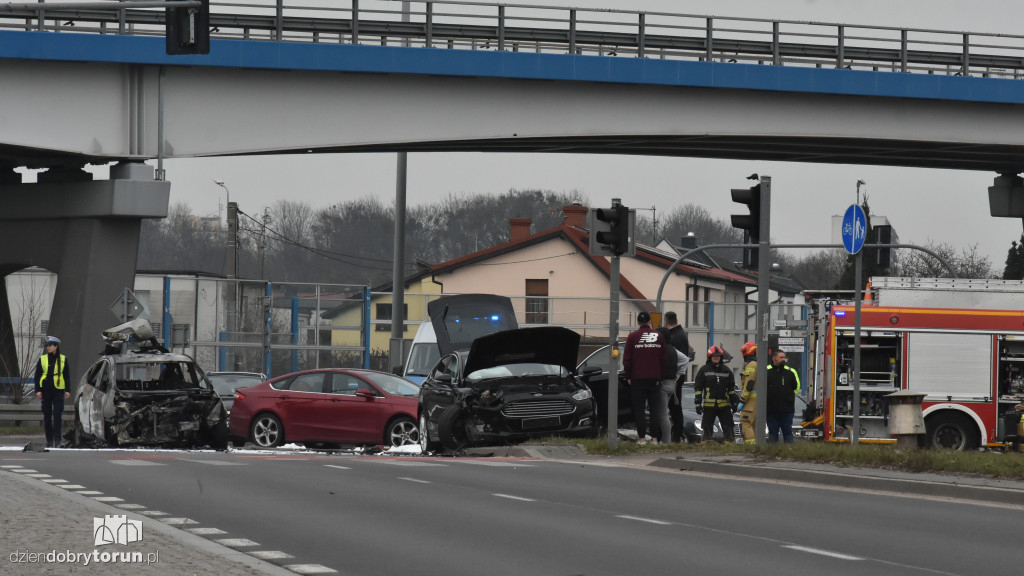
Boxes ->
[430,222,756,312]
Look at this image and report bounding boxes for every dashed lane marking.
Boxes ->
[324,465,350,470]
[215,538,261,548]
[93,496,124,502]
[399,477,431,484]
[492,493,535,502]
[616,515,672,526]
[187,527,228,536]
[59,484,86,489]
[284,564,338,574]
[783,545,863,561]
[251,551,295,560]
[41,478,68,483]
[162,518,198,526]
[139,511,169,516]
[25,473,50,478]
[114,503,147,510]
[78,490,103,495]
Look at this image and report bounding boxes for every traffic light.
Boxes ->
[587,203,635,257]
[166,0,210,55]
[731,183,762,269]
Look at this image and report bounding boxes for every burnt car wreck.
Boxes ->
[68,319,228,449]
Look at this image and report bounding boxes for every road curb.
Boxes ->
[649,457,1024,505]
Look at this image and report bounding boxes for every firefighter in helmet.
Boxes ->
[737,341,758,445]
[694,345,739,443]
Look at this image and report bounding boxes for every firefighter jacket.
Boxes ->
[694,360,739,408]
[766,361,801,413]
[739,359,757,404]
[623,325,667,381]
[35,353,68,391]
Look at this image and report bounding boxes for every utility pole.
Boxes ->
[260,207,271,280]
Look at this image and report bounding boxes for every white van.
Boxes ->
[402,322,438,386]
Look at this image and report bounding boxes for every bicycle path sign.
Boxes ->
[841,204,867,255]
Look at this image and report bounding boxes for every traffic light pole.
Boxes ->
[607,254,620,450]
[754,176,771,445]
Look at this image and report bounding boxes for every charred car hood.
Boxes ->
[463,326,581,376]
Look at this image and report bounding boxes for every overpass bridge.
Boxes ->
[3,0,1024,380]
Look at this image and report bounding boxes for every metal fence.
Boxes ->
[2,0,1023,78]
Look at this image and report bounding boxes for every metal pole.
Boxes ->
[607,253,620,450]
[852,250,863,444]
[754,176,771,444]
[390,152,408,373]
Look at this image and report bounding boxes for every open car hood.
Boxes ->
[463,326,581,376]
[428,294,519,356]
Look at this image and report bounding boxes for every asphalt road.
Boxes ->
[3,447,1019,576]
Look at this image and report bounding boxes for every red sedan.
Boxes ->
[228,368,420,449]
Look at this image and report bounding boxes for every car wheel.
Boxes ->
[386,416,419,447]
[250,413,284,448]
[926,412,979,450]
[437,403,469,452]
[419,412,441,454]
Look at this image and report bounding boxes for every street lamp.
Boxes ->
[213,179,230,225]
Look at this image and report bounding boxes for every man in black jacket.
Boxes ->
[766,349,801,443]
[663,311,691,442]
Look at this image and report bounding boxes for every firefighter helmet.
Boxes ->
[740,341,757,358]
[707,345,726,360]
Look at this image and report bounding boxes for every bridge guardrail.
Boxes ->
[1,0,1022,79]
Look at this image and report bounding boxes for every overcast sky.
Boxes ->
[152,0,1020,268]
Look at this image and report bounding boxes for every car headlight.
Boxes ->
[692,421,702,431]
[572,389,593,402]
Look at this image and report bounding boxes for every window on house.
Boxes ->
[687,285,710,328]
[375,303,408,332]
[525,279,549,324]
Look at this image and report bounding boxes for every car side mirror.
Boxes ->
[434,374,452,383]
[581,366,603,378]
[355,389,376,400]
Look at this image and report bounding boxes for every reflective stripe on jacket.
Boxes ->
[694,361,739,408]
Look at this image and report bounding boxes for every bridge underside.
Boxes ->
[2,57,1024,174]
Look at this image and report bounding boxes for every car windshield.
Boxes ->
[208,373,264,396]
[467,363,566,382]
[577,344,624,373]
[115,361,207,391]
[405,343,440,377]
[361,371,421,396]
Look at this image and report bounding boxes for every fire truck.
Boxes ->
[813,277,1024,449]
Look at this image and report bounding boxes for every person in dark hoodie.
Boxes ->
[623,312,667,445]
[35,336,70,448]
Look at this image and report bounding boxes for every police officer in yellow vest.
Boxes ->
[35,336,70,448]
[766,349,801,443]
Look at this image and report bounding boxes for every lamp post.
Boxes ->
[213,179,230,225]
[213,179,237,279]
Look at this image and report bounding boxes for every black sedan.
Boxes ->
[418,326,597,453]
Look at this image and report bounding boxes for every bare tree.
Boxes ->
[892,241,993,279]
[0,274,50,404]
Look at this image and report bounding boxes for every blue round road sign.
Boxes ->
[841,204,867,254]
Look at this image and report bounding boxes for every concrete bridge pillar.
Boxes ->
[0,163,169,389]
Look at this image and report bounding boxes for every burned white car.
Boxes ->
[68,320,228,449]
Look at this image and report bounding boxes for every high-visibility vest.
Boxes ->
[40,354,66,390]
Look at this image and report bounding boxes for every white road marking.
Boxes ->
[399,477,430,484]
[365,460,445,467]
[110,460,164,466]
[493,493,535,502]
[26,473,51,478]
[162,518,198,526]
[93,496,124,502]
[616,515,672,526]
[139,511,169,516]
[187,527,228,535]
[457,461,534,467]
[1,465,24,468]
[114,503,147,510]
[41,478,68,483]
[251,551,294,560]
[784,545,863,561]
[78,490,103,495]
[214,538,260,548]
[324,465,350,470]
[10,469,37,473]
[59,484,86,490]
[284,564,337,574]
[182,459,244,465]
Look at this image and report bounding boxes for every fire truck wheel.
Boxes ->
[925,412,979,451]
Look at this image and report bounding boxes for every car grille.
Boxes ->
[502,399,576,419]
